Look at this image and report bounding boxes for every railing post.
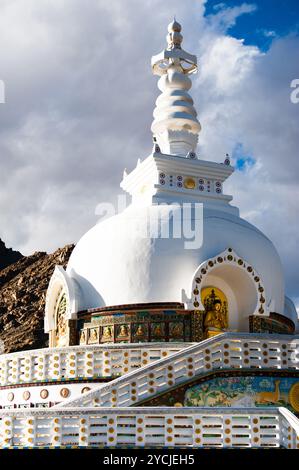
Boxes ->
[67,351,77,379]
[24,416,36,447]
[79,416,89,447]
[223,415,233,448]
[27,355,34,382]
[192,415,202,447]
[250,415,260,447]
[135,415,146,447]
[106,414,116,446]
[0,416,13,448]
[103,351,111,378]
[51,416,62,447]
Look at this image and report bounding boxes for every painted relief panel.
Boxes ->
[184,376,299,414]
[55,293,68,347]
[151,323,165,340]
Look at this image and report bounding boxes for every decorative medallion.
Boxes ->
[60,388,70,399]
[23,391,31,401]
[7,392,14,402]
[183,177,196,190]
[81,387,91,394]
[40,389,49,400]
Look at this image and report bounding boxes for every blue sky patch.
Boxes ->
[204,0,299,51]
[232,142,256,171]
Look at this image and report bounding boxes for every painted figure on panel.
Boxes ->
[90,328,98,342]
[117,325,129,339]
[152,323,164,337]
[101,326,113,342]
[80,330,86,344]
[135,324,145,337]
[55,293,67,347]
[170,322,184,338]
[184,376,299,414]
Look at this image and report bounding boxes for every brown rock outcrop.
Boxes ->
[0,239,23,271]
[0,244,74,353]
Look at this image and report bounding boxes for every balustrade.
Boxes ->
[0,407,298,448]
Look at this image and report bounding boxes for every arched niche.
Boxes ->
[188,248,268,333]
[44,266,78,347]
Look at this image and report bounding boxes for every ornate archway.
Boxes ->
[44,266,79,347]
[187,248,269,334]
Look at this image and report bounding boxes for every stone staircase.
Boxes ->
[0,333,299,449]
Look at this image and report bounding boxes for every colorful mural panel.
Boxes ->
[79,307,200,344]
[184,376,299,414]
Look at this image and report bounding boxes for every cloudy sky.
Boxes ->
[0,0,298,306]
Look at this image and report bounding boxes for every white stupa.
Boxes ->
[1,20,299,451]
[44,19,298,343]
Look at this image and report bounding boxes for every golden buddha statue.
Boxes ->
[201,287,228,338]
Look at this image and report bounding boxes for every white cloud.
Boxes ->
[259,29,277,38]
[206,2,257,32]
[0,0,298,307]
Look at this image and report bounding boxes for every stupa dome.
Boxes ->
[67,203,285,332]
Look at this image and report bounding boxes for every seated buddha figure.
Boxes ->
[135,324,145,338]
[203,289,228,338]
[101,326,113,342]
[117,325,129,339]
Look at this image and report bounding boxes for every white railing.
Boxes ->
[279,407,299,449]
[0,406,298,448]
[58,333,299,408]
[0,343,192,387]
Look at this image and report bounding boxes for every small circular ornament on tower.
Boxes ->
[184,177,196,189]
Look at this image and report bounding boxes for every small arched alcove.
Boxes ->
[44,266,78,347]
[189,248,268,334]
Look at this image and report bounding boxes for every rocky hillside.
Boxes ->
[0,239,23,270]
[0,244,74,353]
